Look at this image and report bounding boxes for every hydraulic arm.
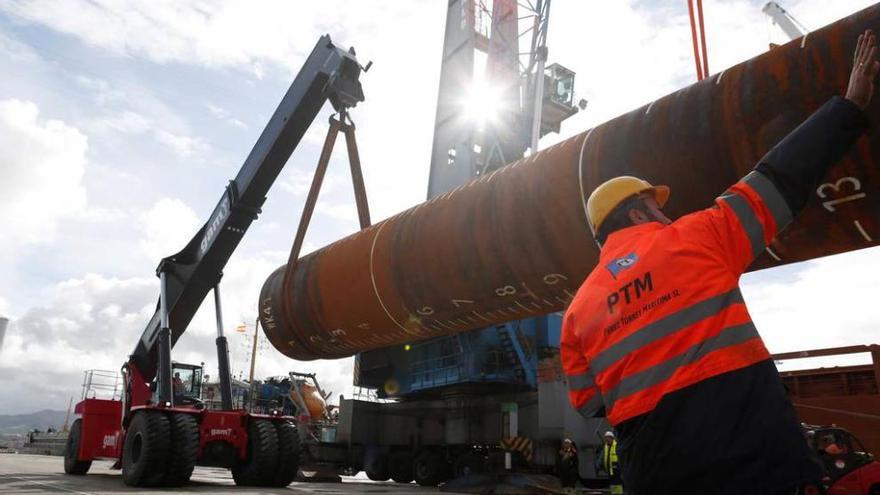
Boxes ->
[129,35,365,404]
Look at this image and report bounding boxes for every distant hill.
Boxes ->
[0,410,68,434]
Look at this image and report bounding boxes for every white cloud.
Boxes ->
[0,99,88,253]
[154,129,211,160]
[207,103,247,130]
[279,166,343,197]
[0,0,345,74]
[74,75,127,106]
[316,201,358,223]
[0,27,37,62]
[74,206,127,223]
[138,198,200,262]
[74,75,212,160]
[0,274,157,413]
[92,110,152,134]
[0,248,354,414]
[742,246,880,369]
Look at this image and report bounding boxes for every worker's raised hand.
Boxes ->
[845,29,880,110]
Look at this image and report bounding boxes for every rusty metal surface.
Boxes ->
[260,4,880,361]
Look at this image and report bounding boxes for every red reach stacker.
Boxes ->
[62,35,367,487]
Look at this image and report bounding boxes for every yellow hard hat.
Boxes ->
[586,176,670,232]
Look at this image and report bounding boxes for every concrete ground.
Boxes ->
[0,454,437,494]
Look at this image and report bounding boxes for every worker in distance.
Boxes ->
[561,30,879,495]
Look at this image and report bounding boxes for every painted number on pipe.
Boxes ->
[817,176,866,212]
[496,286,517,296]
[543,274,568,285]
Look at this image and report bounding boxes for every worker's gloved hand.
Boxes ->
[845,29,880,110]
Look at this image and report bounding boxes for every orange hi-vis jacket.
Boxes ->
[561,171,792,426]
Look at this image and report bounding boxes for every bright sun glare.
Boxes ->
[461,77,504,127]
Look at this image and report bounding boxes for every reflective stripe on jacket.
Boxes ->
[562,171,792,425]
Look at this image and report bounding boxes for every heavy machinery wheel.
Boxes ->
[365,452,389,481]
[63,419,92,475]
[270,421,300,487]
[161,413,199,486]
[389,451,413,483]
[232,419,279,486]
[122,410,171,487]
[452,452,485,478]
[413,450,444,487]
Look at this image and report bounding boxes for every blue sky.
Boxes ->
[0,0,878,414]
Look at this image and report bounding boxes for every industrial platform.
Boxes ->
[0,454,437,494]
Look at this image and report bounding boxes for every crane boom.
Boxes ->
[130,35,365,383]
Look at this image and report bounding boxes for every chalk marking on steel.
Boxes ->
[542,298,554,306]
[485,311,497,319]
[645,100,656,115]
[515,300,534,313]
[496,308,510,316]
[555,295,569,304]
[563,289,576,299]
[715,70,725,85]
[765,246,782,261]
[578,128,597,237]
[467,315,478,323]
[854,220,874,242]
[369,220,417,335]
[531,301,542,309]
[520,281,538,300]
[800,32,809,48]
[472,310,491,322]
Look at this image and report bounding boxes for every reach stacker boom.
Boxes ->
[63,35,366,487]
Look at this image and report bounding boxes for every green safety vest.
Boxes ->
[603,439,619,475]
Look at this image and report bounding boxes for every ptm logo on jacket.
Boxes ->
[606,252,639,279]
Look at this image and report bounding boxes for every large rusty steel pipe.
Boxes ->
[260,5,880,361]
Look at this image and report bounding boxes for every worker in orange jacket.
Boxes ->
[561,30,878,495]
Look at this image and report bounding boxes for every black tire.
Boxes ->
[365,452,390,481]
[452,452,484,478]
[161,413,199,486]
[389,451,413,484]
[63,419,92,475]
[122,411,171,487]
[413,450,444,487]
[271,421,300,487]
[232,419,279,486]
